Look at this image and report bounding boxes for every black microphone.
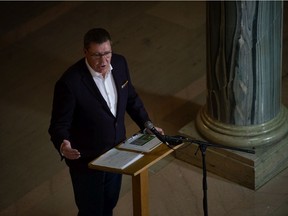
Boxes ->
[144,121,167,144]
[144,121,184,146]
[164,135,184,145]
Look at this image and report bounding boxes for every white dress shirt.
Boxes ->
[85,59,118,116]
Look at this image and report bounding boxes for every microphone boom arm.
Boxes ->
[179,137,255,154]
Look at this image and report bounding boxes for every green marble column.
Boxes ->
[196,1,288,147]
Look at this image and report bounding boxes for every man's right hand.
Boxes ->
[60,139,81,160]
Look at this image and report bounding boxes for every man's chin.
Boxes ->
[94,66,106,73]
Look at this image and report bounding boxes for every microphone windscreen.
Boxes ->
[144,121,154,130]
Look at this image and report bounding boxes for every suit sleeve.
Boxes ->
[48,79,75,154]
[123,59,150,130]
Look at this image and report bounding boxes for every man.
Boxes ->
[48,28,164,216]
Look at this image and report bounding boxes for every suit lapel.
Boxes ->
[111,66,125,118]
[81,65,112,114]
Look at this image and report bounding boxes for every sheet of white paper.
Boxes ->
[91,148,144,169]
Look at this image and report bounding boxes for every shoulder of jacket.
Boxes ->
[60,58,87,80]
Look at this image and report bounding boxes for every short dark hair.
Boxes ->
[84,28,112,49]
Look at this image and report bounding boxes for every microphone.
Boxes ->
[144,121,184,146]
[164,135,184,145]
[144,121,167,144]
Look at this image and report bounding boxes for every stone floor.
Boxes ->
[0,2,288,216]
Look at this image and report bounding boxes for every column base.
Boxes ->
[196,105,288,148]
[175,120,288,190]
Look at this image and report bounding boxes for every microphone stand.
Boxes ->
[168,136,255,216]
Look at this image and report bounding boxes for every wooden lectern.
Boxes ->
[88,143,177,216]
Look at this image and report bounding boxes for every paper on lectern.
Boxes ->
[90,148,144,170]
[118,133,162,152]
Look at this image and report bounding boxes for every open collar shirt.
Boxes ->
[85,58,118,117]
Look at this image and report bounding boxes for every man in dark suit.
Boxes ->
[48,28,164,216]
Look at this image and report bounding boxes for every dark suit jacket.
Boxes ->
[48,54,150,169]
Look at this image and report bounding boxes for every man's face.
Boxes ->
[84,41,112,75]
